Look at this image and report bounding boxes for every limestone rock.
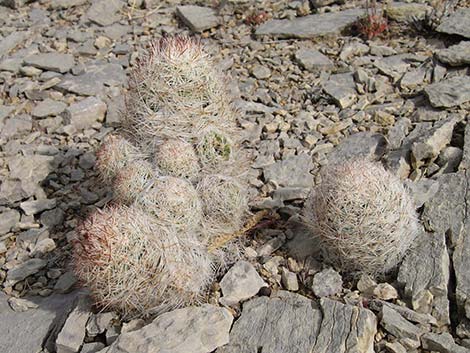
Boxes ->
[437,41,470,67]
[0,292,80,353]
[56,296,91,353]
[385,2,431,22]
[0,31,29,58]
[86,0,124,26]
[397,229,450,326]
[24,53,74,73]
[64,97,107,130]
[410,115,458,168]
[424,76,470,108]
[49,0,87,9]
[422,332,470,353]
[219,260,266,306]
[323,72,357,109]
[99,305,233,353]
[255,9,363,39]
[295,48,334,72]
[32,98,67,118]
[20,198,57,216]
[380,305,424,349]
[5,258,48,286]
[312,268,342,297]
[176,6,219,32]
[436,8,470,39]
[0,209,20,235]
[327,131,387,165]
[263,154,313,187]
[217,292,376,353]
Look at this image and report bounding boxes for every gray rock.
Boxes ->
[385,2,431,22]
[370,300,437,326]
[263,154,313,188]
[373,54,412,80]
[251,64,271,79]
[257,235,285,256]
[323,72,357,109]
[176,6,219,32]
[86,312,115,337]
[460,124,470,171]
[437,41,470,66]
[400,66,427,90]
[380,305,424,349]
[20,198,57,216]
[8,154,57,184]
[1,115,32,138]
[81,343,106,353]
[17,228,49,251]
[5,258,48,286]
[387,118,411,150]
[404,178,439,208]
[281,267,299,291]
[40,208,65,228]
[8,297,39,312]
[384,341,407,353]
[0,32,29,58]
[32,98,67,118]
[312,268,342,297]
[86,0,124,26]
[327,131,386,165]
[56,296,91,353]
[56,63,126,96]
[219,260,266,306]
[99,305,233,353]
[397,228,450,326]
[54,271,77,294]
[49,0,87,9]
[410,115,458,168]
[295,48,334,72]
[217,292,376,353]
[425,76,470,108]
[24,53,74,74]
[437,146,463,173]
[64,97,107,130]
[0,105,15,123]
[0,291,80,353]
[255,9,363,39]
[0,209,20,235]
[105,95,124,126]
[436,8,470,39]
[421,332,470,353]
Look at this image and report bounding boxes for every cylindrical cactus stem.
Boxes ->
[154,139,200,179]
[113,160,155,204]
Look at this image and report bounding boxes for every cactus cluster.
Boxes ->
[73,36,249,317]
[303,159,419,276]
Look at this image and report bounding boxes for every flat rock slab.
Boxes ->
[323,72,357,108]
[424,76,470,108]
[217,292,376,353]
[397,228,450,326]
[0,31,29,58]
[294,48,334,72]
[86,0,124,27]
[56,63,126,96]
[176,6,219,32]
[32,98,67,118]
[256,9,363,39]
[436,41,470,66]
[263,154,313,187]
[326,131,387,165]
[436,8,470,39]
[99,305,233,353]
[24,53,75,73]
[0,291,81,353]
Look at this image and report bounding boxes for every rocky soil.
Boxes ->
[0,0,470,352]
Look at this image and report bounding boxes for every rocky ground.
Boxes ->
[0,0,470,352]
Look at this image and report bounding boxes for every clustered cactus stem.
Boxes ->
[73,36,250,317]
[302,159,419,276]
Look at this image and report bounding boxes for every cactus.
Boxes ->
[113,160,155,204]
[154,139,200,179]
[197,174,248,236]
[72,205,214,317]
[135,176,202,232]
[75,36,252,317]
[303,159,419,275]
[96,135,145,183]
